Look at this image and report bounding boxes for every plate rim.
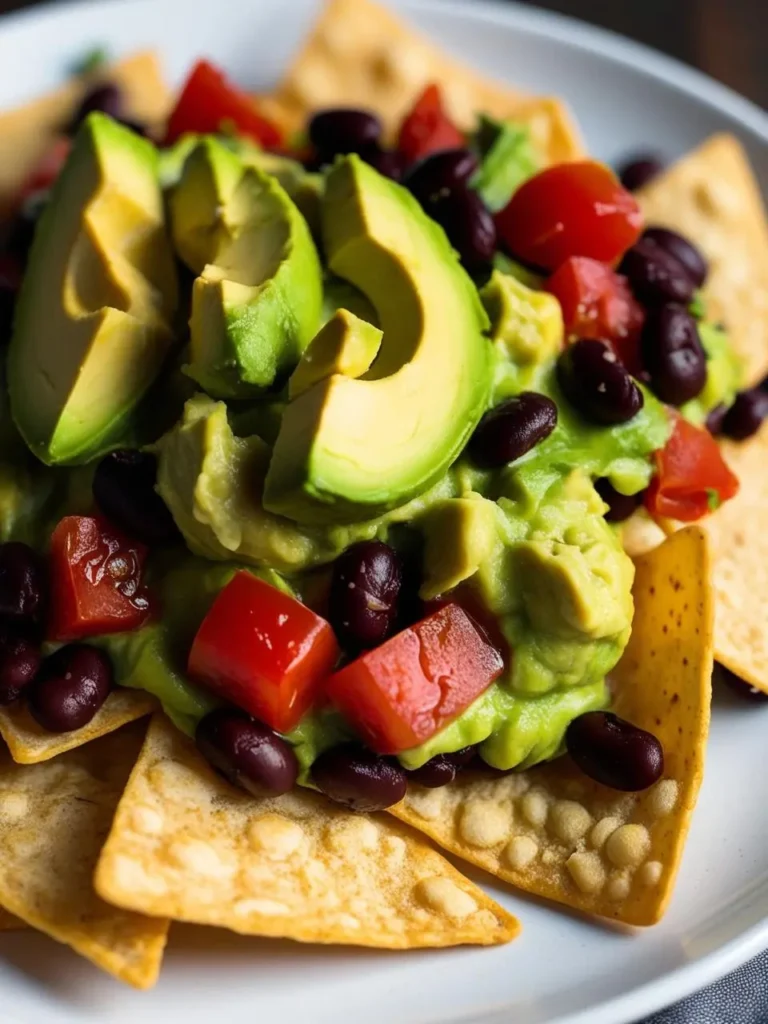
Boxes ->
[0,1,766,1022]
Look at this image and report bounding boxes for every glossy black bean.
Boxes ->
[594,478,642,523]
[361,145,406,181]
[620,238,696,306]
[642,227,708,289]
[469,392,557,469]
[402,148,479,204]
[93,449,179,546]
[705,403,727,436]
[640,303,707,406]
[557,339,644,426]
[714,663,768,704]
[308,108,382,160]
[426,187,496,275]
[406,747,475,788]
[0,542,44,622]
[721,389,768,441]
[566,711,664,792]
[311,744,407,811]
[196,709,299,797]
[0,625,41,705]
[329,541,402,651]
[70,83,123,130]
[617,155,664,192]
[28,645,113,733]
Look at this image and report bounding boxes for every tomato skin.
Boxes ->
[48,516,151,642]
[326,603,504,754]
[397,84,464,165]
[188,571,339,734]
[546,256,645,371]
[496,161,644,271]
[165,60,281,147]
[645,414,739,522]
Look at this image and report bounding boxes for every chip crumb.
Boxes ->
[605,824,651,869]
[417,877,478,922]
[589,817,620,850]
[566,852,606,894]
[459,800,511,848]
[640,861,664,887]
[549,800,592,844]
[504,835,538,870]
[649,779,679,818]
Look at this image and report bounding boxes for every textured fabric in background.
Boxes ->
[641,948,768,1022]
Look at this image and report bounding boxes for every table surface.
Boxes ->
[0,0,766,108]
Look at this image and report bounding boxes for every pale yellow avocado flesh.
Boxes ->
[288,308,383,398]
[8,113,177,465]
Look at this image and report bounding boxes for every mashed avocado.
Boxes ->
[680,322,741,426]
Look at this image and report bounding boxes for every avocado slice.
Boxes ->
[8,113,178,466]
[288,309,382,399]
[264,155,493,523]
[169,137,323,398]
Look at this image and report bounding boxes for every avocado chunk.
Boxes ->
[264,155,493,523]
[169,137,323,398]
[288,309,382,399]
[8,113,178,466]
[471,115,539,213]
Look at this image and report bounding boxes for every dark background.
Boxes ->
[0,0,766,108]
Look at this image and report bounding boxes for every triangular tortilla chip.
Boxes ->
[638,134,768,386]
[96,714,519,949]
[393,527,713,926]
[266,0,583,163]
[0,721,168,987]
[0,51,172,215]
[0,689,157,764]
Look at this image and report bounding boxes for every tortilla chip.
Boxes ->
[0,721,168,987]
[0,51,172,215]
[0,908,24,930]
[267,0,583,162]
[96,714,519,948]
[638,135,768,386]
[393,527,713,926]
[0,688,157,764]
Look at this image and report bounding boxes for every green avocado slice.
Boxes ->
[169,136,323,398]
[8,113,178,466]
[288,309,383,399]
[263,154,493,523]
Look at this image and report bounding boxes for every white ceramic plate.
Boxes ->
[0,2,767,1022]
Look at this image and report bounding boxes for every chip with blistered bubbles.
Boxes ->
[393,527,713,925]
[95,713,520,949]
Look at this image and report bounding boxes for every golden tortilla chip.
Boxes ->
[0,51,172,215]
[0,689,157,764]
[96,714,519,948]
[393,527,713,926]
[267,0,583,162]
[0,721,168,987]
[638,135,768,386]
[0,908,23,930]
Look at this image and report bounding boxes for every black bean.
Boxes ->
[0,625,41,705]
[640,303,707,406]
[721,389,768,441]
[27,645,113,733]
[311,744,407,811]
[566,711,664,791]
[196,709,299,797]
[705,403,727,436]
[469,392,557,469]
[309,108,381,160]
[70,83,123,131]
[0,542,45,622]
[557,339,644,426]
[402,148,479,204]
[642,227,708,289]
[620,238,696,306]
[617,155,664,192]
[595,478,642,523]
[361,145,406,181]
[93,450,179,546]
[329,541,402,651]
[426,187,496,275]
[406,747,475,788]
[714,663,768,703]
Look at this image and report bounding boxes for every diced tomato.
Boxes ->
[645,414,739,522]
[188,571,339,734]
[18,136,71,203]
[165,59,282,148]
[397,84,464,165]
[326,603,504,754]
[546,256,645,372]
[48,516,152,642]
[496,161,644,272]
